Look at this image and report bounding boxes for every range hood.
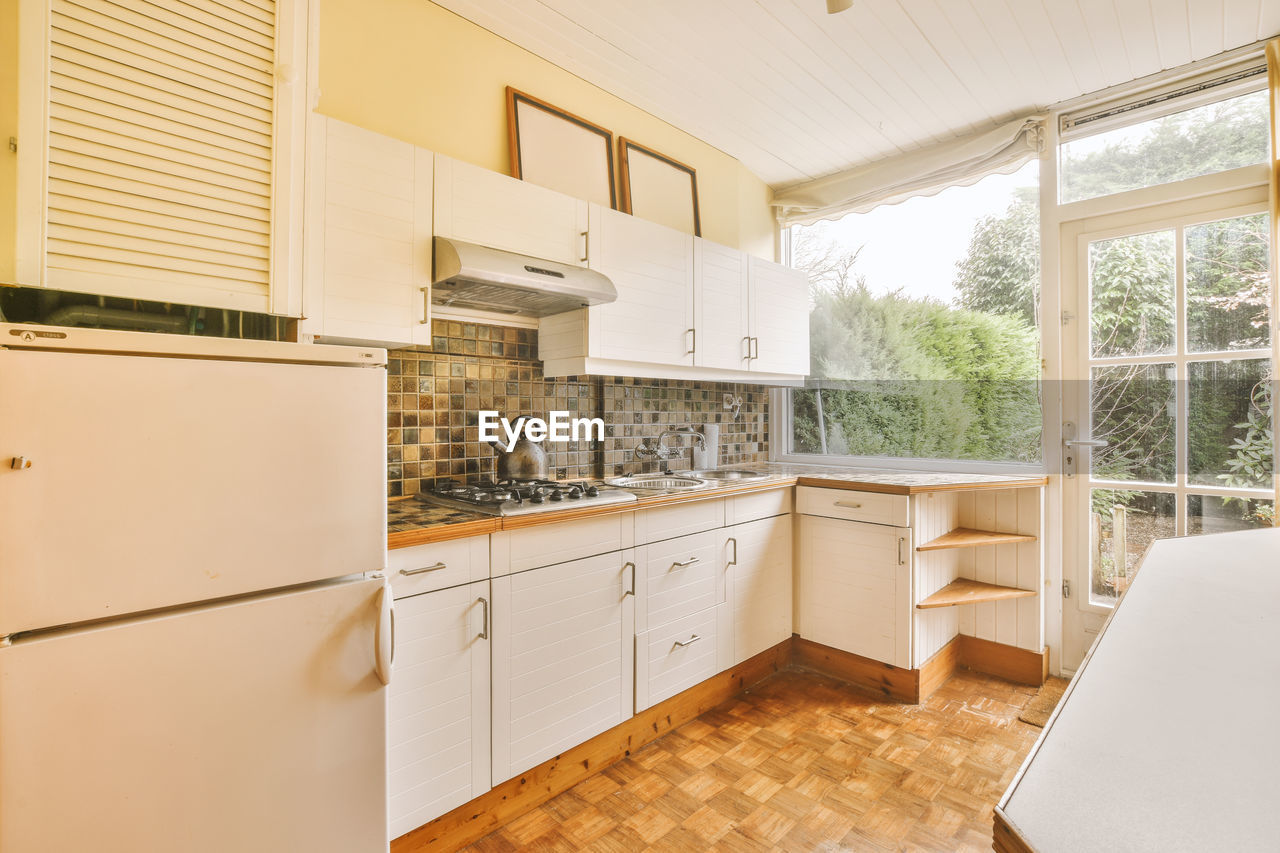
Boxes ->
[432,237,616,318]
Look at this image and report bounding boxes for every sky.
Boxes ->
[798,160,1039,304]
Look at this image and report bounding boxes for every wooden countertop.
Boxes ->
[995,527,1280,853]
[387,463,1047,549]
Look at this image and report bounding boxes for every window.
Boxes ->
[782,161,1043,469]
[1060,88,1269,204]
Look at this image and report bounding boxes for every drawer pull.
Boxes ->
[400,561,447,576]
[834,500,863,509]
[673,634,702,648]
[671,557,701,569]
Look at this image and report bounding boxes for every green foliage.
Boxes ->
[954,186,1040,327]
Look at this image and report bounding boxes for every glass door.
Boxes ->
[1061,199,1275,670]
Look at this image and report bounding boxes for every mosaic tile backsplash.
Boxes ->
[387,319,771,496]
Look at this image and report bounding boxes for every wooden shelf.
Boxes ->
[916,527,1036,552]
[916,579,1037,609]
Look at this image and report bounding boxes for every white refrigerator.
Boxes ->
[0,323,392,852]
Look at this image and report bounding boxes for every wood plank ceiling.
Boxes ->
[433,0,1280,187]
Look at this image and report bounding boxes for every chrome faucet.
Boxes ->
[634,427,706,469]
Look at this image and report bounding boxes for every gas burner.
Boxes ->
[417,477,636,516]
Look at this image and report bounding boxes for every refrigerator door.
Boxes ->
[0,346,385,634]
[0,577,390,853]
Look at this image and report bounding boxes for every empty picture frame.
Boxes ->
[506,87,616,208]
[618,138,701,236]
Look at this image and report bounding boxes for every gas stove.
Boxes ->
[417,477,638,516]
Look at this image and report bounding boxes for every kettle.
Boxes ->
[491,414,549,481]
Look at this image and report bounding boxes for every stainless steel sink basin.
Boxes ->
[604,473,709,490]
[687,469,770,482]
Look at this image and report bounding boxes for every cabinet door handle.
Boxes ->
[834,501,863,509]
[623,561,636,596]
[673,634,702,648]
[419,286,431,325]
[580,230,589,264]
[742,336,752,360]
[374,582,393,686]
[671,556,701,569]
[686,328,696,355]
[477,596,489,640]
[727,537,738,566]
[751,337,759,359]
[400,561,446,576]
[897,537,906,566]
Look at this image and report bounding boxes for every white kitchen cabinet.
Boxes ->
[694,238,751,371]
[14,0,308,315]
[633,529,724,632]
[490,550,635,783]
[388,580,491,839]
[635,603,731,711]
[433,154,588,267]
[749,256,811,376]
[301,117,433,348]
[585,204,696,366]
[797,514,912,669]
[722,514,794,665]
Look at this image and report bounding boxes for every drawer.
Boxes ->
[635,498,724,544]
[635,603,731,711]
[634,530,725,632]
[725,487,793,525]
[388,535,489,598]
[796,486,909,527]
[490,513,634,577]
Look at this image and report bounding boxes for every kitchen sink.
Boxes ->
[687,468,770,482]
[604,473,709,490]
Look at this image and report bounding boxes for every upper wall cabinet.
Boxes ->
[433,155,588,268]
[14,0,309,315]
[586,205,695,367]
[300,116,432,348]
[540,209,810,383]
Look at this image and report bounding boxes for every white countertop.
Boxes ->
[999,527,1280,853]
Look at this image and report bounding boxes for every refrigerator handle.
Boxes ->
[374,582,394,685]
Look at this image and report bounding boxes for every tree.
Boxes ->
[954,186,1039,327]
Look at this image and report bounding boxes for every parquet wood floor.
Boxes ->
[464,669,1042,852]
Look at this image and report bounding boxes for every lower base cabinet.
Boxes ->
[388,580,491,839]
[635,603,731,710]
[722,514,794,665]
[797,514,912,668]
[490,550,636,783]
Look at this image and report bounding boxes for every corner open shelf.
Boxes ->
[916,527,1036,552]
[916,579,1037,609]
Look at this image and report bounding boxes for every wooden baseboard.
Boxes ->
[992,809,1034,853]
[917,637,960,701]
[791,636,920,703]
[957,635,1049,687]
[391,638,792,853]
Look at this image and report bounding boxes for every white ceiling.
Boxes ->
[433,0,1280,188]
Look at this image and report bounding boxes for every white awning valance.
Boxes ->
[771,115,1045,226]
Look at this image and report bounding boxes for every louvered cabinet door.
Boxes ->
[303,117,432,347]
[490,551,635,783]
[19,0,308,314]
[388,580,491,840]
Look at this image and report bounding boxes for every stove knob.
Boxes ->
[549,490,564,502]
[530,492,545,504]
[585,485,600,497]
[567,486,583,499]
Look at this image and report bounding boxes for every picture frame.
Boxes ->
[506,87,617,209]
[618,138,701,237]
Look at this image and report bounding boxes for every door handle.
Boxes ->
[580,230,589,264]
[1063,439,1108,448]
[686,328,696,355]
[742,336,752,360]
[400,561,447,576]
[477,596,489,640]
[374,582,394,685]
[623,561,636,596]
[671,556,701,569]
[673,634,702,648]
[419,286,431,324]
[726,537,738,566]
[897,537,906,567]
[751,337,759,359]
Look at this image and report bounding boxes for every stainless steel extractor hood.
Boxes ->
[431,237,616,317]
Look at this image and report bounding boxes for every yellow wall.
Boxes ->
[317,0,776,258]
[0,0,18,284]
